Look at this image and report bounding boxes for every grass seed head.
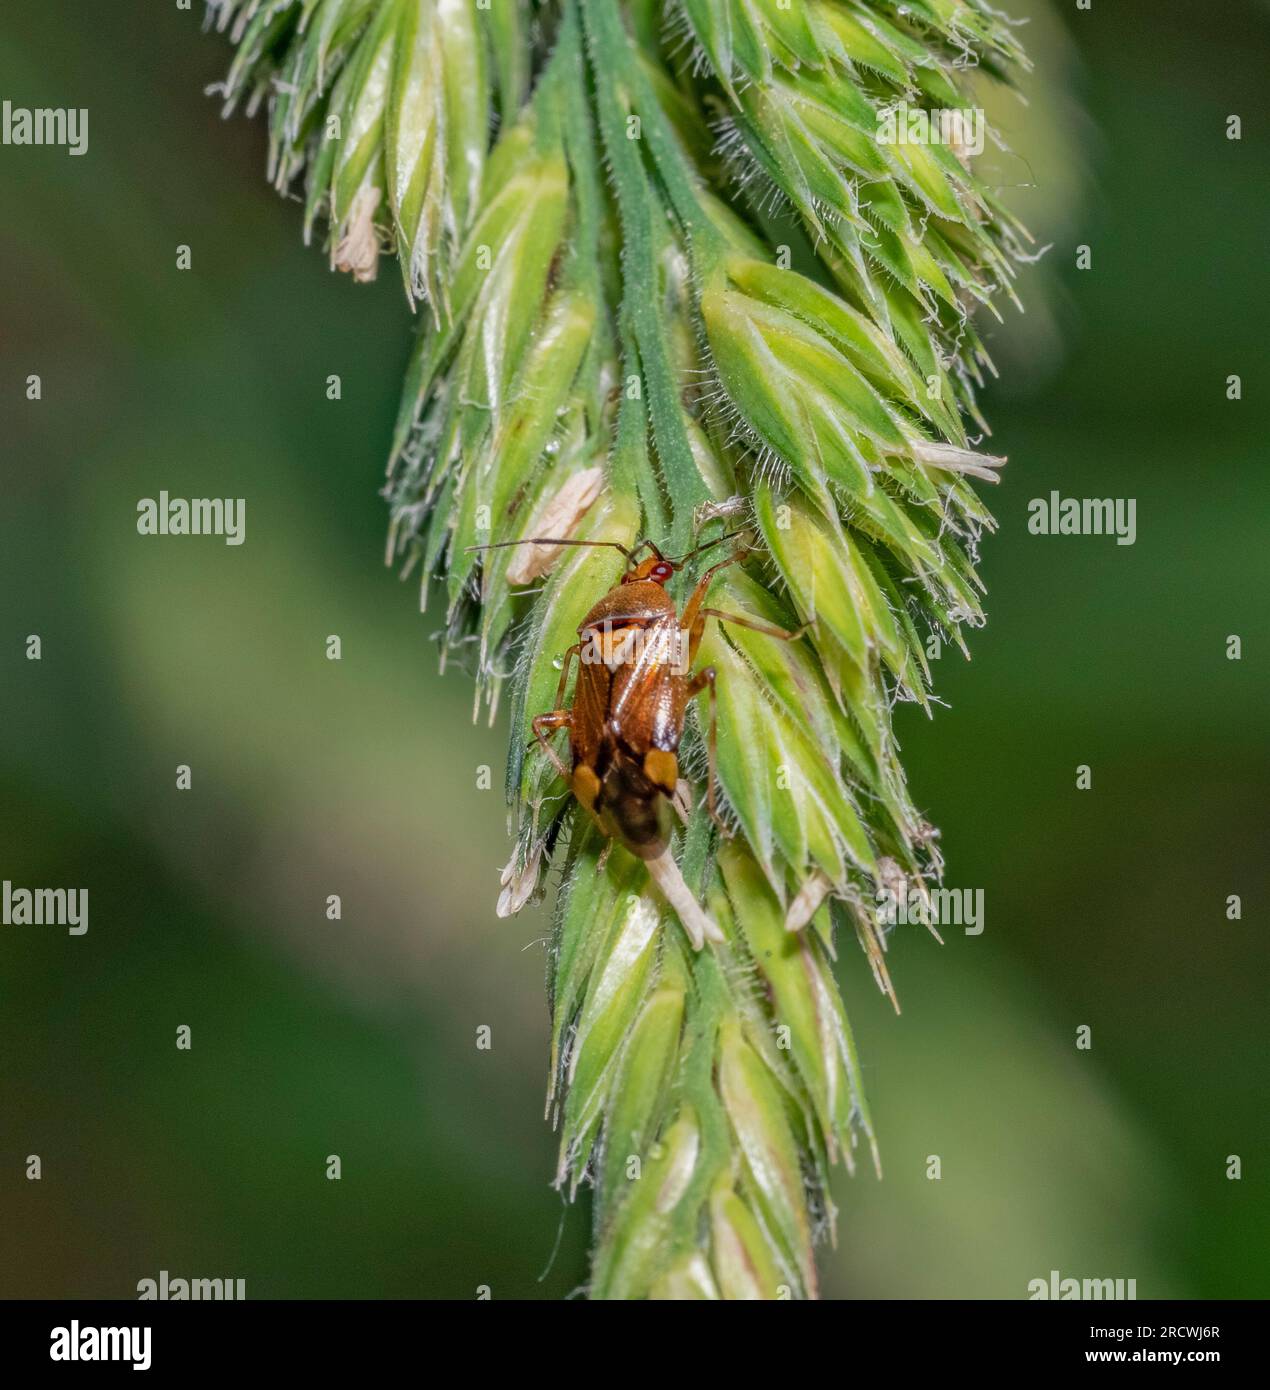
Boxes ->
[215,0,1034,1300]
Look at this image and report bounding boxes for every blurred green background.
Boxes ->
[1,1,1266,1299]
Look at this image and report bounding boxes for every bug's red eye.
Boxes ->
[652,563,672,581]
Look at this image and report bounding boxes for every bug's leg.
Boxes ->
[524,643,583,778]
[531,711,573,781]
[552,643,581,709]
[697,608,813,645]
[686,665,731,837]
[680,552,748,654]
[679,548,815,662]
[595,838,615,874]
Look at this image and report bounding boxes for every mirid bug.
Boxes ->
[471,531,809,948]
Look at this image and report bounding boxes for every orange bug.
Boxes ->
[473,531,809,947]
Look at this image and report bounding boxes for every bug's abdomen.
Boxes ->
[596,753,670,858]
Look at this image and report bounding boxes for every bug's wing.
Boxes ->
[608,618,686,756]
[569,655,612,771]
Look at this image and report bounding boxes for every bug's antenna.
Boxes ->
[665,529,748,569]
[466,537,634,560]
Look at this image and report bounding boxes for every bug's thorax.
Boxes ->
[577,579,685,677]
[578,578,679,631]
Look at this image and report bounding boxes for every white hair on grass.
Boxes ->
[689,348,798,497]
[710,116,799,224]
[658,1,702,73]
[202,1,233,36]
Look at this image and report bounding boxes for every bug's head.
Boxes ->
[622,555,677,586]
